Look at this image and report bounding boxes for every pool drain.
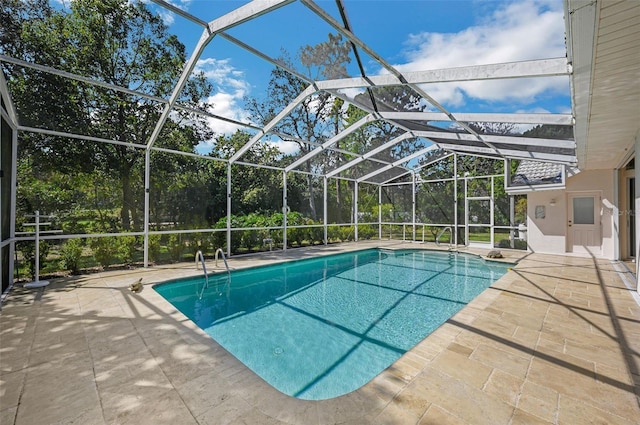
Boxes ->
[273,347,284,356]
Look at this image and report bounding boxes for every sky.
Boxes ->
[145,0,571,154]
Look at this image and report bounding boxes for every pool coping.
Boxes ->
[2,241,639,424]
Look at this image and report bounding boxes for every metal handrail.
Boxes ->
[435,226,453,248]
[215,248,230,272]
[195,250,209,299]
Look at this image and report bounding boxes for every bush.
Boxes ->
[117,235,138,264]
[168,234,185,262]
[21,241,50,279]
[309,226,324,244]
[340,226,354,241]
[91,237,119,268]
[358,224,376,240]
[60,238,83,272]
[498,239,528,250]
[241,229,259,251]
[327,226,341,242]
[148,234,161,262]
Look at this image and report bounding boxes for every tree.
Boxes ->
[3,0,213,230]
[246,34,352,220]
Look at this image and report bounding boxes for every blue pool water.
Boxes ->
[154,249,511,400]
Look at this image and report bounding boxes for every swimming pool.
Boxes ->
[154,249,511,400]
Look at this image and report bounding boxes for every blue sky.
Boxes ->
[144,0,570,151]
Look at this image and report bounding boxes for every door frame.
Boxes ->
[566,191,602,254]
[465,196,494,247]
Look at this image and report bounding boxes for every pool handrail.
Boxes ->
[195,250,209,299]
[215,248,230,273]
[435,226,453,249]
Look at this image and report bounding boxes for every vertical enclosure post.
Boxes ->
[510,194,515,249]
[354,182,359,242]
[378,185,382,240]
[143,149,151,267]
[226,163,232,257]
[283,171,287,251]
[491,176,495,248]
[412,172,417,242]
[453,153,458,247]
[9,124,18,284]
[464,175,469,246]
[323,176,328,245]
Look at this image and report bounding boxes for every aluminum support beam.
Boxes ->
[146,29,213,150]
[323,176,328,244]
[19,126,145,149]
[379,111,574,126]
[453,153,458,247]
[227,163,232,257]
[354,182,358,241]
[230,85,317,163]
[358,145,439,183]
[325,132,413,178]
[150,0,209,27]
[147,0,293,150]
[300,0,503,158]
[143,150,151,267]
[414,130,576,150]
[285,113,376,172]
[0,69,17,124]
[315,58,570,90]
[412,172,416,241]
[283,171,288,251]
[436,143,576,165]
[0,54,168,104]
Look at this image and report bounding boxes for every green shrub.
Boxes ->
[60,238,83,272]
[91,237,119,268]
[309,226,324,244]
[241,229,259,251]
[340,226,354,241]
[358,224,376,240]
[21,241,50,279]
[117,235,138,264]
[168,234,185,262]
[148,234,162,262]
[327,226,341,242]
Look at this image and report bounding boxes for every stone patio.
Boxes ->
[1,241,639,424]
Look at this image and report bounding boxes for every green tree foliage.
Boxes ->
[4,0,212,230]
[246,34,352,219]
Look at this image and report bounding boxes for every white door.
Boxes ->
[567,192,601,254]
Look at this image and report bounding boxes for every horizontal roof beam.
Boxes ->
[436,143,576,165]
[285,113,376,172]
[379,111,574,126]
[325,132,414,178]
[0,54,168,104]
[315,58,570,90]
[357,145,439,183]
[150,0,208,27]
[230,84,317,163]
[207,0,294,34]
[413,130,576,149]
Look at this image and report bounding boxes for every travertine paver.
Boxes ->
[1,242,639,424]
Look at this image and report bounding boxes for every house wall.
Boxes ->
[527,169,616,259]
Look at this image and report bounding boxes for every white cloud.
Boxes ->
[396,0,568,106]
[143,0,192,26]
[265,140,300,156]
[194,58,254,139]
